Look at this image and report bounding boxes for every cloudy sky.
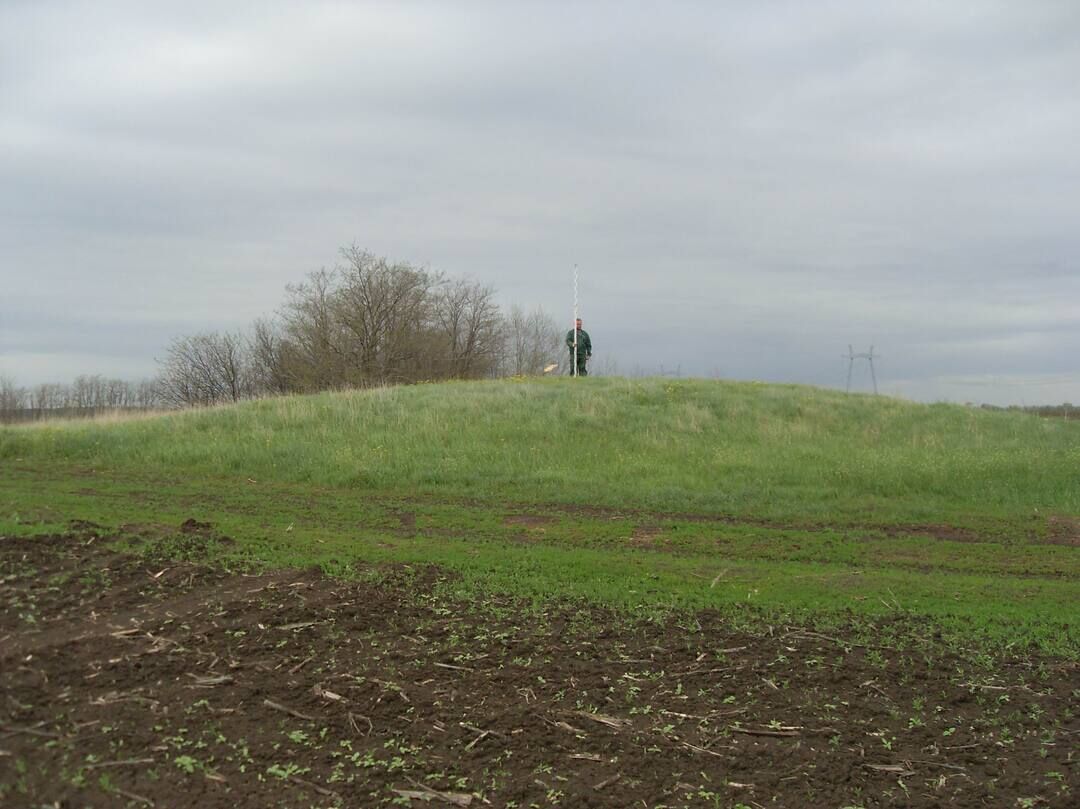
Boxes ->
[3,1,1079,404]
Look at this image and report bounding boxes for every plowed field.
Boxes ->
[2,526,1077,808]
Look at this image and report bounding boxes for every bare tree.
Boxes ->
[151,245,579,407]
[134,378,161,408]
[278,247,446,388]
[591,355,620,377]
[105,377,131,407]
[156,332,252,408]
[249,318,291,396]
[334,246,442,384]
[71,375,97,409]
[278,269,350,391]
[1,376,158,420]
[0,376,28,412]
[209,332,248,403]
[31,383,66,410]
[498,305,562,376]
[433,278,502,378]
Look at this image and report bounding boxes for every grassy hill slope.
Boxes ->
[2,378,1078,654]
[3,377,1078,522]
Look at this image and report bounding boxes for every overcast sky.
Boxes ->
[3,1,1079,405]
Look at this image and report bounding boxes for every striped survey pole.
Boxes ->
[572,265,579,377]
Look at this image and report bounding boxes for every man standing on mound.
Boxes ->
[566,318,592,376]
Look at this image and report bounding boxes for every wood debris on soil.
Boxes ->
[0,531,1076,809]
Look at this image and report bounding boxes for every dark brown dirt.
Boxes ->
[629,524,670,550]
[1,530,1077,809]
[503,515,558,529]
[386,492,1065,546]
[1047,516,1080,547]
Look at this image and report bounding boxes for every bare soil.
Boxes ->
[1,525,1077,809]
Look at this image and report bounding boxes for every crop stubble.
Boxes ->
[1,525,1077,808]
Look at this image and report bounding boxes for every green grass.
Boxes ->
[2,377,1078,655]
[4,377,1080,521]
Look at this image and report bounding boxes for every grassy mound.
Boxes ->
[3,377,1078,522]
[4,378,1078,655]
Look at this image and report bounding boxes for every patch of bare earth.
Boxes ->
[629,523,668,550]
[502,515,557,529]
[1047,516,1080,547]
[1,529,1077,808]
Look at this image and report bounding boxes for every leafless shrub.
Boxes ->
[433,277,503,379]
[249,318,291,396]
[156,332,253,408]
[274,246,502,389]
[155,246,564,406]
[0,375,28,412]
[498,305,562,376]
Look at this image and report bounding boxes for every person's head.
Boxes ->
[575,318,582,328]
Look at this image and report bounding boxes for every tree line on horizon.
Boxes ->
[0,374,161,419]
[1,247,566,414]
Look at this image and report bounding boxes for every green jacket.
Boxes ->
[566,328,592,356]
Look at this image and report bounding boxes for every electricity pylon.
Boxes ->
[845,345,879,394]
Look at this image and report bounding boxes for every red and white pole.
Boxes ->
[572,265,579,377]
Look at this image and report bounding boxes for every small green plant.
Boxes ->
[267,762,308,779]
[173,755,198,774]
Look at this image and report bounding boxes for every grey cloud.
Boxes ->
[2,1,1079,403]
